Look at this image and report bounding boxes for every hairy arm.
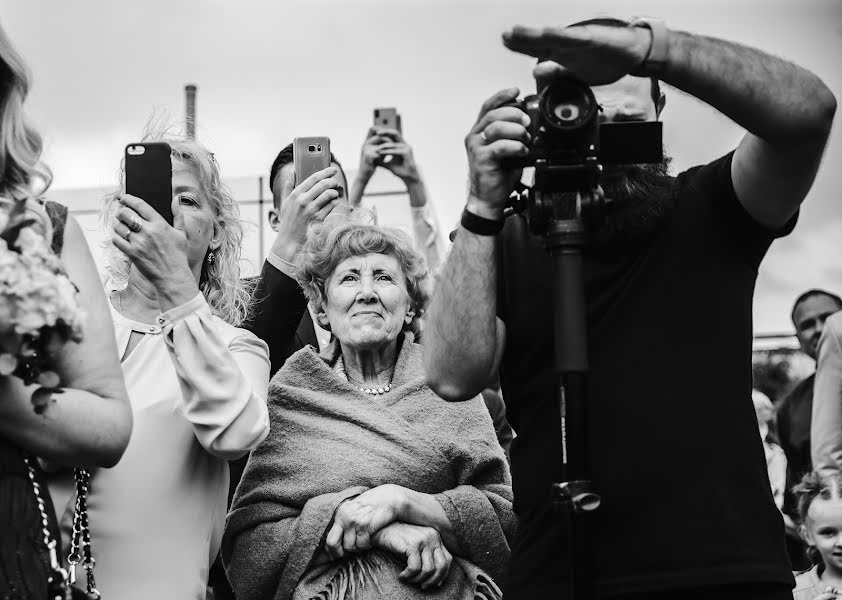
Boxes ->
[424,227,505,401]
[424,88,528,401]
[659,30,836,228]
[0,215,131,467]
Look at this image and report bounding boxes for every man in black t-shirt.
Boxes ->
[424,17,836,600]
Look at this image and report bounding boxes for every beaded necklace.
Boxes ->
[335,356,393,395]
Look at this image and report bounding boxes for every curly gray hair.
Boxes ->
[295,223,430,338]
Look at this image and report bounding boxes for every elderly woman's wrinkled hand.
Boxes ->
[372,522,452,589]
[111,193,193,288]
[325,484,407,558]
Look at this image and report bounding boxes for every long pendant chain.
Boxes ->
[24,456,71,600]
[68,468,100,598]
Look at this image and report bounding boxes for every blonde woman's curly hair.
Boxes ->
[0,23,53,237]
[296,222,430,338]
[101,122,251,326]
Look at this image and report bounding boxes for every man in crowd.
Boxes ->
[424,16,835,600]
[777,290,842,541]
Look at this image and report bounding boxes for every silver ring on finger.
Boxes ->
[123,229,131,242]
[129,216,143,233]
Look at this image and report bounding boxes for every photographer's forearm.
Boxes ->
[424,219,499,401]
[660,30,835,142]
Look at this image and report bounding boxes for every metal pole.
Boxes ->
[258,176,265,264]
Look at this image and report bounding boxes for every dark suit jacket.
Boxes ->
[243,261,318,378]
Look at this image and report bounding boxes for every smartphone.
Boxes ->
[293,137,331,185]
[373,107,401,133]
[125,142,173,225]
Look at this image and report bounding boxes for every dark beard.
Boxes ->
[587,156,674,248]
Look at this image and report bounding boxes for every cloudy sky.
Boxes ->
[3,0,841,335]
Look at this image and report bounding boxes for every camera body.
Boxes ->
[511,79,601,180]
[504,74,663,235]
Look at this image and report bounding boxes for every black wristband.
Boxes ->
[461,207,504,236]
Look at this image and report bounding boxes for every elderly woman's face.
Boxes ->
[321,252,413,351]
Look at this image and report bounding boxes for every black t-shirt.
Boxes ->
[496,153,795,597]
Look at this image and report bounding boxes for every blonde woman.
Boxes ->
[0,22,131,597]
[49,130,271,600]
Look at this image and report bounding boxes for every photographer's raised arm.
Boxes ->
[661,31,835,228]
[503,23,836,229]
[424,88,528,401]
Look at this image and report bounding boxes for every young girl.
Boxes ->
[793,471,842,599]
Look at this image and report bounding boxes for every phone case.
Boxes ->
[373,107,400,133]
[125,142,173,225]
[293,137,331,185]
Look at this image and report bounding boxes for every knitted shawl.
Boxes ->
[223,334,514,600]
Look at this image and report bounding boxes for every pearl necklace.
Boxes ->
[359,384,392,396]
[336,357,392,395]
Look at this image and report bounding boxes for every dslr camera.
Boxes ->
[505,73,663,235]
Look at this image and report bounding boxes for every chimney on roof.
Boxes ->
[185,84,197,139]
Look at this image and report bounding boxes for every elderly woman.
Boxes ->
[224,223,514,600]
[48,130,270,600]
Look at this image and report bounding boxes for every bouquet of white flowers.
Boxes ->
[0,199,85,413]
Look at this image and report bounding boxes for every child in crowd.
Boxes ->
[792,471,842,599]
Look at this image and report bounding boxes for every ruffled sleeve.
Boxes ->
[157,293,270,459]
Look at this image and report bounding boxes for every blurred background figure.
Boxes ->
[778,289,842,569]
[48,128,270,600]
[350,127,445,273]
[753,389,787,512]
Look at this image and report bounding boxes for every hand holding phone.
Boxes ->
[372,108,403,166]
[293,137,331,185]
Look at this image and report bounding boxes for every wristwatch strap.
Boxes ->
[461,207,504,236]
[629,17,669,76]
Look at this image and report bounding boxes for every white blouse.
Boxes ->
[49,292,270,600]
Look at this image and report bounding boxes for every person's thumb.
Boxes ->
[172,201,186,232]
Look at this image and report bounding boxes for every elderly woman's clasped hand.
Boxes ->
[326,484,452,589]
[326,484,405,556]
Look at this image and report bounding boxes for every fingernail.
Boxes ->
[522,115,531,127]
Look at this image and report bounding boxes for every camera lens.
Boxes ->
[539,76,598,138]
[553,103,581,123]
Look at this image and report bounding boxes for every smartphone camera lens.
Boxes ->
[308,145,316,152]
